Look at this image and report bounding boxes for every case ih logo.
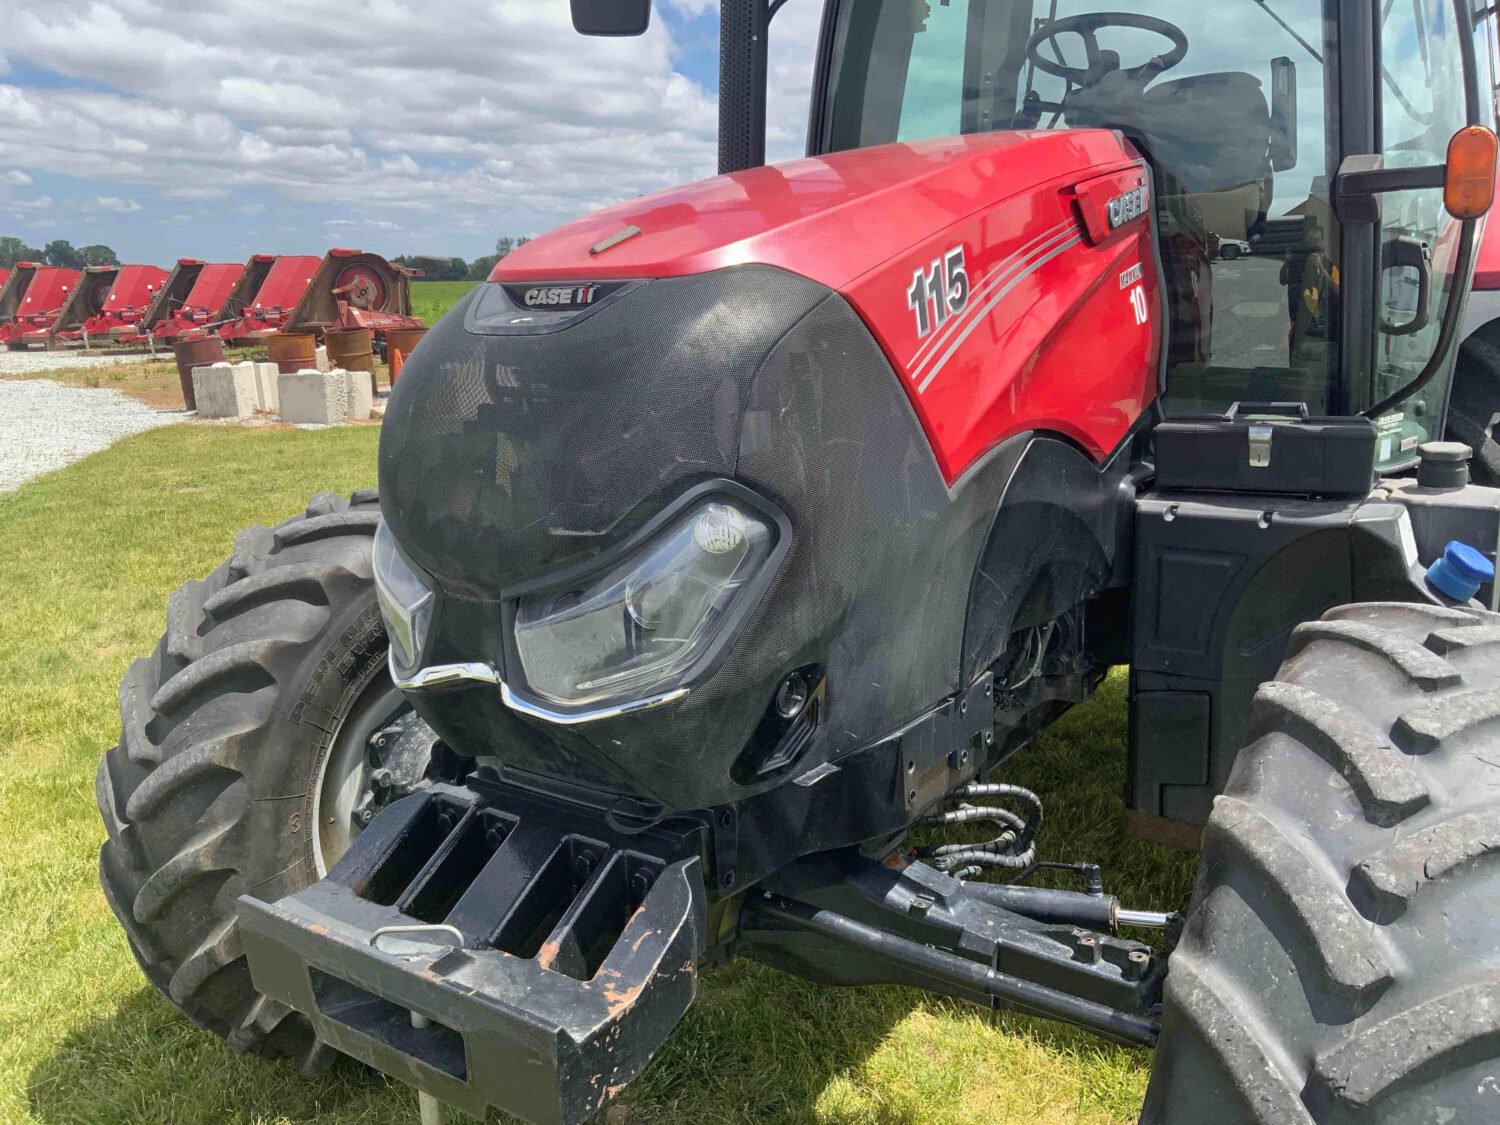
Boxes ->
[522,284,600,309]
[1107,185,1148,230]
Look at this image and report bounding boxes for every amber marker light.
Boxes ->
[1445,125,1499,220]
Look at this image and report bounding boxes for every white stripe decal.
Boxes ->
[907,220,1076,376]
[916,234,1082,395]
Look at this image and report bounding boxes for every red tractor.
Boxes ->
[96,2,1500,1122]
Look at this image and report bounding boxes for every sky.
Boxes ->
[0,0,822,263]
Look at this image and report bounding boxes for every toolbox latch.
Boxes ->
[1248,424,1274,468]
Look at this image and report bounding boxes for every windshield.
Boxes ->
[819,0,1344,425]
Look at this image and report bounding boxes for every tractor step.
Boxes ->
[238,779,708,1125]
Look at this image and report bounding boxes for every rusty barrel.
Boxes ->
[266,331,318,374]
[325,327,375,373]
[171,335,224,411]
[385,326,427,382]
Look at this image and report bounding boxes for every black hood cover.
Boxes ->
[380,268,828,595]
[378,265,1025,812]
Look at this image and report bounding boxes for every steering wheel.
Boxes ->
[1025,12,1189,86]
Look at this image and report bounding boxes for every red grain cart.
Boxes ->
[0,263,80,349]
[216,254,321,341]
[79,264,169,343]
[133,259,246,344]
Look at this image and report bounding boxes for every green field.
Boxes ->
[411,280,478,326]
[0,422,1197,1124]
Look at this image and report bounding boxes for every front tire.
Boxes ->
[1221,245,1241,261]
[1144,601,1500,1123]
[95,490,401,1069]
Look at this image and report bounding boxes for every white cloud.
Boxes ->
[0,169,31,186]
[94,196,142,212]
[0,0,736,254]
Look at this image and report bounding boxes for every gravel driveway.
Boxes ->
[0,351,159,376]
[0,379,185,493]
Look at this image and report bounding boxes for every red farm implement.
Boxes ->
[48,266,128,345]
[290,249,418,334]
[0,263,80,350]
[216,254,322,341]
[216,254,316,341]
[130,259,245,345]
[78,264,169,344]
[217,249,416,340]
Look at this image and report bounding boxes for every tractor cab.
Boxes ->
[809,0,1492,469]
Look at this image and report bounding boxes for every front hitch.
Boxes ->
[238,779,708,1125]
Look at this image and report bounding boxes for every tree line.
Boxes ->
[1,233,531,279]
[0,237,120,270]
[393,235,533,283]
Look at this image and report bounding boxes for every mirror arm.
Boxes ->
[1335,156,1447,225]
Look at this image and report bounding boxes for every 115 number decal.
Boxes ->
[907,245,970,339]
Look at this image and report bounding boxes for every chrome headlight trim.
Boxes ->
[388,652,687,725]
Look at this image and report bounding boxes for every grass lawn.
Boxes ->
[0,422,1198,1125]
[411,280,477,325]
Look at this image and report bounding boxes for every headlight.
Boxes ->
[512,498,780,710]
[373,520,435,678]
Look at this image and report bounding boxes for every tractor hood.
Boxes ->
[490,130,1133,290]
[379,128,1137,811]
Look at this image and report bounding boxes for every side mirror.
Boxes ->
[570,0,652,36]
[1268,57,1298,173]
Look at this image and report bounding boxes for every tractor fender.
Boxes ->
[961,434,1133,682]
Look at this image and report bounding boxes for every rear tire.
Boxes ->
[1143,601,1500,1123]
[1222,245,1241,261]
[96,490,396,1070]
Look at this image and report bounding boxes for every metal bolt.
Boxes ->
[371,767,394,788]
[574,852,597,880]
[959,700,968,716]
[357,809,374,825]
[720,810,734,828]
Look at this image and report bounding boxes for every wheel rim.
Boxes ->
[311,667,409,877]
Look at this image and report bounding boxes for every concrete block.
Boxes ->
[252,362,280,412]
[315,344,329,372]
[345,369,373,421]
[192,361,257,419]
[278,368,349,425]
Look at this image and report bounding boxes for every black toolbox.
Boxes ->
[1153,402,1377,497]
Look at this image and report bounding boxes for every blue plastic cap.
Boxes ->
[1426,541,1496,601]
